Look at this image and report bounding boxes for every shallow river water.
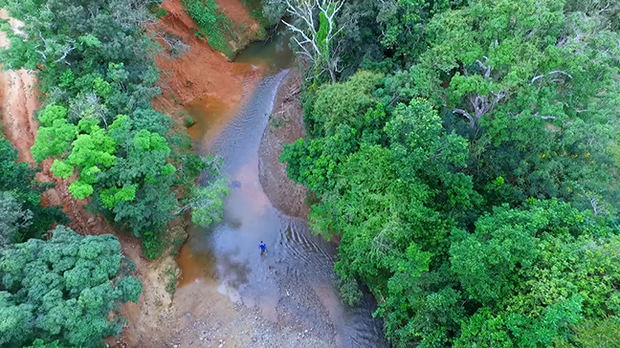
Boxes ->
[178,34,388,347]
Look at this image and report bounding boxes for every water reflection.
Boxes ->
[235,31,296,73]
[185,95,231,143]
[178,32,388,347]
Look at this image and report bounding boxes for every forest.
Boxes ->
[0,0,618,347]
[275,0,619,346]
[0,0,227,346]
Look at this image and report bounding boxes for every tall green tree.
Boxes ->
[0,191,33,248]
[0,137,65,246]
[0,226,142,347]
[282,1,619,346]
[283,78,480,345]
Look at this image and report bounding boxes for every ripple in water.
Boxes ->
[181,53,388,347]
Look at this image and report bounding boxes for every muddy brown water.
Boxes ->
[179,34,388,347]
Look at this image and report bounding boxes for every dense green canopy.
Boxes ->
[280,0,619,346]
[0,0,227,257]
[0,137,66,247]
[0,226,142,347]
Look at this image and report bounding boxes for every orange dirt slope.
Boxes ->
[0,9,115,237]
[152,0,262,112]
[2,2,268,346]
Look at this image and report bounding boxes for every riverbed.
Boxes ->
[177,34,388,347]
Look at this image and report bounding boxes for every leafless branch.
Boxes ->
[533,112,557,120]
[590,197,600,216]
[453,89,505,129]
[475,56,491,78]
[453,109,476,128]
[35,50,47,60]
[53,43,75,64]
[282,0,345,82]
[531,70,573,84]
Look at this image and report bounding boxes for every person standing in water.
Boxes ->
[259,241,266,255]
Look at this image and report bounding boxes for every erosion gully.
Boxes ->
[177,33,387,348]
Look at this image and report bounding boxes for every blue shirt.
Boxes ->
[259,243,266,250]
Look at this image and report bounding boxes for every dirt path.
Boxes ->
[121,268,332,347]
[0,69,37,163]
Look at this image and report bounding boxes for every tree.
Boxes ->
[373,0,465,68]
[283,91,479,346]
[1,0,224,257]
[560,318,620,347]
[177,157,229,228]
[280,1,619,344]
[0,137,65,244]
[0,191,33,248]
[0,226,142,347]
[451,199,619,347]
[181,0,234,57]
[415,0,620,212]
[282,71,384,195]
[282,0,346,82]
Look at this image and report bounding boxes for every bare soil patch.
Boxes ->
[258,68,310,218]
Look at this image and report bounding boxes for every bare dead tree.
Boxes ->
[476,56,491,79]
[150,30,190,58]
[282,0,345,83]
[53,42,75,64]
[68,93,109,127]
[35,30,75,65]
[590,197,599,215]
[452,57,507,129]
[453,91,506,129]
[109,0,154,29]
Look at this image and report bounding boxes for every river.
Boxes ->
[178,33,388,348]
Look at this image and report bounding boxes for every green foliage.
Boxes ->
[24,339,60,348]
[148,3,170,19]
[307,70,383,136]
[31,118,78,162]
[334,0,465,75]
[0,191,33,248]
[562,318,620,347]
[284,78,480,345]
[0,137,66,245]
[417,0,620,212]
[183,113,196,127]
[141,230,165,260]
[451,200,618,347]
[182,0,234,57]
[260,0,287,26]
[241,0,270,27]
[189,178,229,227]
[455,296,584,348]
[283,0,620,346]
[165,268,178,295]
[183,157,229,227]
[0,226,142,347]
[0,0,224,257]
[377,0,465,67]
